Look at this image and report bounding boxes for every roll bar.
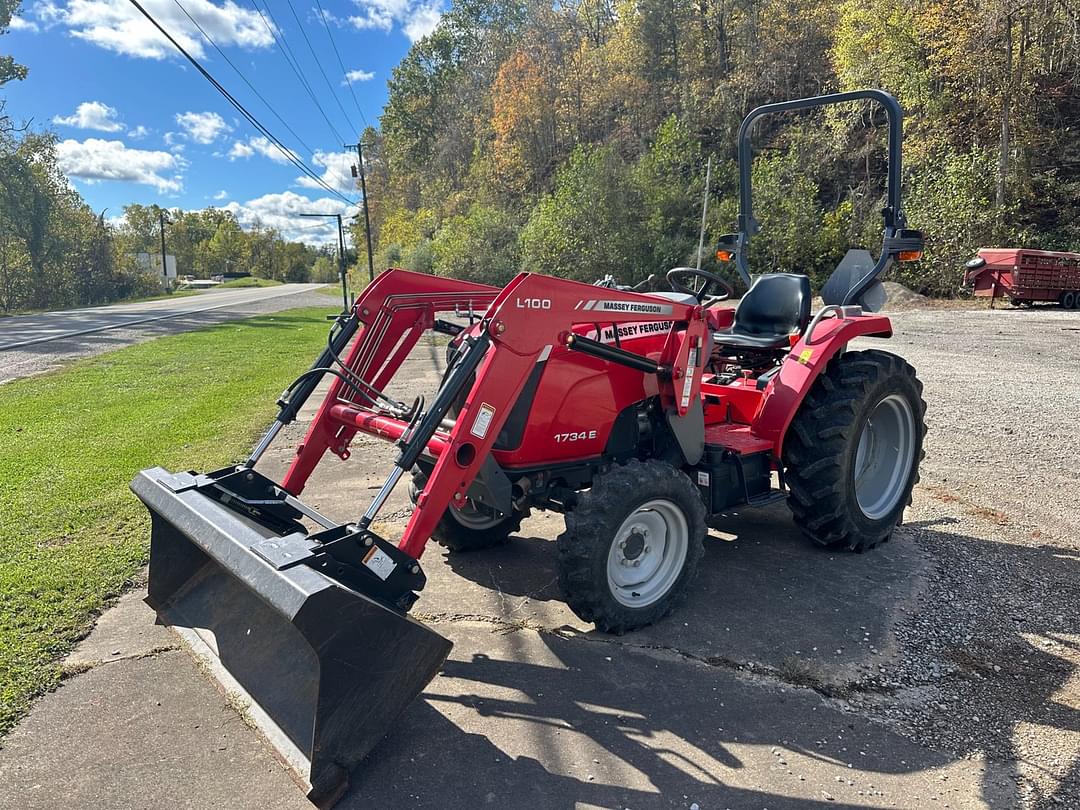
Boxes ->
[724,89,922,305]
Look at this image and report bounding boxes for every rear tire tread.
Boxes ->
[783,349,926,552]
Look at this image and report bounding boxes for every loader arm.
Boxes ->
[282,269,500,494]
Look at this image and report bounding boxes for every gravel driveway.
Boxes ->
[850,303,1080,808]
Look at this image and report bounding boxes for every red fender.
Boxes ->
[752,314,893,456]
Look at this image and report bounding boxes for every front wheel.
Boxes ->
[783,349,926,552]
[410,475,527,552]
[556,459,706,633]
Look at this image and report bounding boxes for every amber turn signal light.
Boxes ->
[898,250,923,262]
[716,249,733,262]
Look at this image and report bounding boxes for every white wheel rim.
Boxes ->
[853,393,917,520]
[606,498,689,608]
[448,500,503,530]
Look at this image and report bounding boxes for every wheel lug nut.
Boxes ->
[619,540,627,549]
[633,560,641,567]
[644,545,650,553]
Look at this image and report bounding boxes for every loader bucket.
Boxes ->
[130,467,451,808]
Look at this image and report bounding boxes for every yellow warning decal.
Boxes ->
[798,349,813,364]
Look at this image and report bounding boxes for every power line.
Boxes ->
[312,0,369,129]
[170,0,317,159]
[124,0,355,205]
[245,0,348,146]
[283,0,360,137]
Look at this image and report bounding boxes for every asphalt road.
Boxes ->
[0,284,329,382]
[0,284,325,350]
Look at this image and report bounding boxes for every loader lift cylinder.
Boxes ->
[358,331,492,531]
[245,312,361,468]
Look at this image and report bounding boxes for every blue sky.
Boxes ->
[3,0,438,243]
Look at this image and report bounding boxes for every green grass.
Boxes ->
[218,277,283,288]
[0,307,334,734]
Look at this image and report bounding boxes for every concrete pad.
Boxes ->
[417,504,928,684]
[344,623,1015,808]
[0,650,308,810]
[0,610,1017,810]
[65,589,175,667]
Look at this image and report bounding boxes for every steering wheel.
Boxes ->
[666,268,734,305]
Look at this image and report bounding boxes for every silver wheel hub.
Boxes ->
[606,499,689,608]
[853,393,917,520]
[448,499,504,530]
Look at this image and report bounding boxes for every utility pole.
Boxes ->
[346,139,376,284]
[158,208,171,290]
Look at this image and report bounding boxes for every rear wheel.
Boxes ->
[1061,291,1076,309]
[783,349,926,552]
[409,475,527,552]
[1072,291,1080,310]
[556,459,706,633]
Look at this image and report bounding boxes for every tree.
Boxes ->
[433,203,521,285]
[632,115,705,272]
[520,145,647,283]
[0,0,27,87]
[372,0,1079,298]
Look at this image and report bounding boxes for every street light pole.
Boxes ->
[299,212,349,311]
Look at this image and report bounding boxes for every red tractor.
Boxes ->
[132,90,926,806]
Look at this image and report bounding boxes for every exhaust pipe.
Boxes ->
[132,467,451,807]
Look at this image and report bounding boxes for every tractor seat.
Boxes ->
[713,273,812,350]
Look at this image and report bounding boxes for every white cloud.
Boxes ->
[212,189,228,200]
[227,135,297,164]
[52,100,124,132]
[127,124,149,139]
[36,0,273,59]
[224,191,357,244]
[55,138,184,193]
[175,110,230,144]
[402,3,440,41]
[343,68,375,84]
[227,140,254,159]
[9,14,39,31]
[296,150,357,195]
[349,0,442,42]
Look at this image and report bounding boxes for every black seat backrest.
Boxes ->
[734,273,812,336]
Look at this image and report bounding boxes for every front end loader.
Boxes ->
[132,89,926,806]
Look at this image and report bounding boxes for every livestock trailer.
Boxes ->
[965,248,1080,308]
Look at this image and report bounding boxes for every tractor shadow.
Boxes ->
[344,613,1012,810]
[433,506,1080,808]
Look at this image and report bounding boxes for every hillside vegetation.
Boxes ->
[351,0,1080,296]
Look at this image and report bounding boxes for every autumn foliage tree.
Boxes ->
[357,0,1080,296]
